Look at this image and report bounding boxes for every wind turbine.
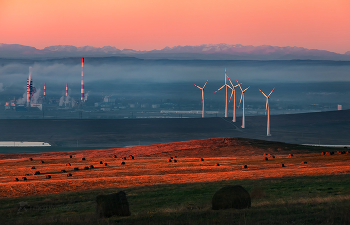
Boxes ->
[259,87,275,136]
[237,80,250,128]
[215,68,232,117]
[227,76,241,122]
[194,79,208,118]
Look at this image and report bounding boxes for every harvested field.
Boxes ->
[0,138,350,198]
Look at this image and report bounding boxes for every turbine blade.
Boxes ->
[268,87,275,98]
[214,85,225,93]
[236,80,243,91]
[227,75,234,87]
[243,86,250,92]
[194,84,202,89]
[229,88,234,103]
[238,93,243,108]
[203,79,208,89]
[259,89,268,98]
[227,84,233,90]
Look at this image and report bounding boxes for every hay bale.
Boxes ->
[96,191,131,218]
[46,175,51,179]
[321,152,325,155]
[21,177,27,181]
[121,161,125,165]
[89,165,94,169]
[67,173,72,177]
[215,163,220,166]
[280,164,285,167]
[31,166,36,169]
[81,157,85,161]
[263,157,268,161]
[168,159,172,162]
[288,154,293,157]
[34,171,40,175]
[301,161,307,164]
[66,163,71,166]
[212,185,251,210]
[113,155,117,158]
[263,153,267,156]
[173,159,177,163]
[174,156,177,158]
[13,178,19,181]
[242,165,247,169]
[169,157,173,159]
[325,152,331,155]
[104,163,108,166]
[121,157,126,160]
[269,155,275,159]
[129,155,134,160]
[29,158,33,161]
[84,166,89,170]
[74,167,79,171]
[69,155,72,158]
[61,170,66,173]
[100,161,103,164]
[39,160,44,164]
[199,158,204,161]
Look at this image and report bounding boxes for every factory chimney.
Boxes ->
[81,58,84,102]
[26,67,32,107]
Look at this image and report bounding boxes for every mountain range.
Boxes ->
[1,43,350,60]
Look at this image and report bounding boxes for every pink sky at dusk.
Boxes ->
[0,0,349,54]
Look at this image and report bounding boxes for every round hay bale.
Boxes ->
[39,160,44,164]
[81,157,85,161]
[121,161,125,165]
[169,157,173,159]
[46,175,51,179]
[263,153,267,156]
[212,185,251,210]
[173,159,177,163]
[74,167,79,171]
[325,152,331,155]
[129,155,134,160]
[242,165,247,169]
[288,154,293,157]
[61,170,66,173]
[29,158,33,161]
[321,152,325,155]
[280,164,285,167]
[301,161,307,164]
[263,157,268,161]
[69,155,72,158]
[215,163,220,166]
[31,166,36,169]
[34,171,40,175]
[13,178,19,182]
[121,157,126,160]
[113,155,117,158]
[22,177,27,181]
[89,165,94,169]
[104,163,108,166]
[25,174,30,176]
[269,155,275,159]
[67,173,72,177]
[96,191,131,218]
[174,156,177,158]
[337,151,342,154]
[84,166,89,170]
[168,159,172,162]
[99,161,103,164]
[66,163,71,166]
[199,158,204,161]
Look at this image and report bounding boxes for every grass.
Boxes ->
[1,174,350,224]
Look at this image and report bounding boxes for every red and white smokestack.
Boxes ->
[26,67,32,107]
[81,57,84,101]
[66,83,68,97]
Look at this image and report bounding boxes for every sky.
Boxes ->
[0,0,350,54]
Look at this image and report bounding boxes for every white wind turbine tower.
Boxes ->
[237,80,250,128]
[194,79,208,118]
[215,68,232,117]
[259,87,275,136]
[226,76,241,122]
